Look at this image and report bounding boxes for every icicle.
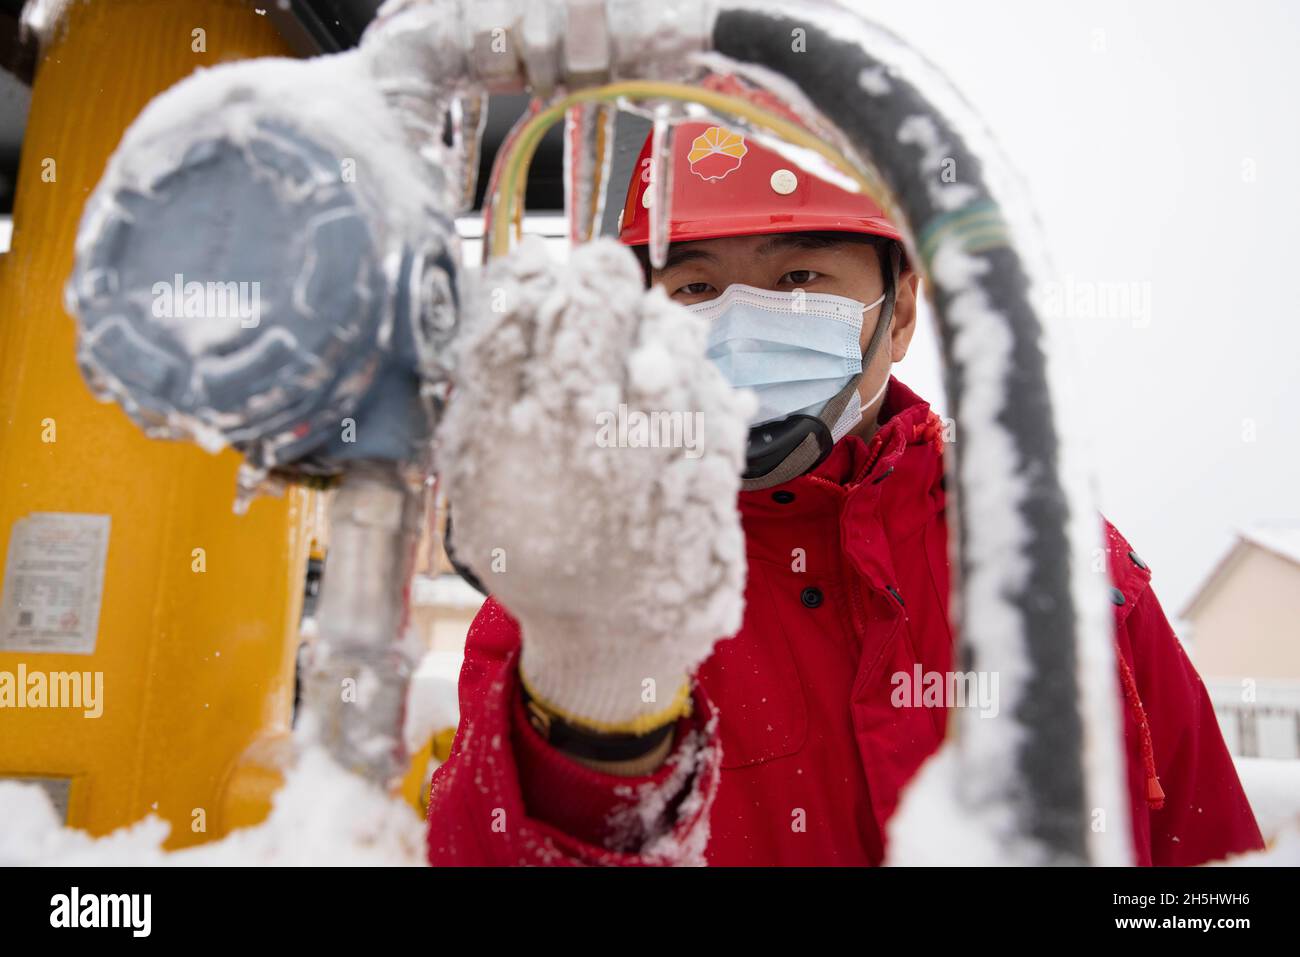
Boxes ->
[589,103,617,240]
[564,103,595,244]
[450,90,488,214]
[563,101,617,245]
[648,102,676,270]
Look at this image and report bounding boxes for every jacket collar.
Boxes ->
[812,376,942,488]
[739,376,943,512]
[738,374,951,535]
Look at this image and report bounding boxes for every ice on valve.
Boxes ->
[63,55,461,490]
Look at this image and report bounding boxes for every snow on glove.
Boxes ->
[439,236,752,735]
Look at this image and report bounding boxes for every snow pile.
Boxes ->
[0,747,427,867]
[889,746,1300,866]
[1234,756,1300,844]
[885,742,1009,866]
[1222,826,1300,867]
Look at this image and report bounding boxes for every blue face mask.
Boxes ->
[686,283,891,442]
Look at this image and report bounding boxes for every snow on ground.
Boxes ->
[1234,756,1300,844]
[889,745,1300,865]
[1218,756,1300,864]
[4,670,1295,866]
[0,747,426,867]
[1221,826,1300,867]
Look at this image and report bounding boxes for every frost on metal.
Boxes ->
[19,0,81,48]
[921,236,1034,859]
[65,46,459,476]
[895,115,979,212]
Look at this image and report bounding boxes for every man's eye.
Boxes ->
[780,270,820,285]
[676,281,715,296]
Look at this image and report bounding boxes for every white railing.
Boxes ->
[1207,679,1300,760]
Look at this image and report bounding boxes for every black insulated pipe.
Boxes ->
[712,6,1088,862]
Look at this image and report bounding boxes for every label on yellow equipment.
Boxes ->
[0,513,110,655]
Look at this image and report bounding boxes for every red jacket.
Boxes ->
[426,379,1264,866]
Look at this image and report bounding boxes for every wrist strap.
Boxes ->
[519,678,681,763]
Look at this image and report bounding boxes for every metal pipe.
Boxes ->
[299,463,427,787]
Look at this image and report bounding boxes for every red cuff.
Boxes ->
[510,672,705,853]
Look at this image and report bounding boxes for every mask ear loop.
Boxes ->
[860,241,901,372]
[817,239,901,436]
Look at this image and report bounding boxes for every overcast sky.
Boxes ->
[861,0,1300,618]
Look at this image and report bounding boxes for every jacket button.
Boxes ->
[772,490,796,504]
[800,587,823,608]
[1128,550,1148,571]
[1110,586,1126,606]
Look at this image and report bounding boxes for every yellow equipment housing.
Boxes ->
[0,0,320,850]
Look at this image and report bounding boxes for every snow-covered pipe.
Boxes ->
[300,464,427,787]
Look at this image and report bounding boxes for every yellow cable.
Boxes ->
[489,80,900,259]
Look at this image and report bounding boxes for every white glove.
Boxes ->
[439,236,752,734]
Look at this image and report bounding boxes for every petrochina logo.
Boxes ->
[687,127,748,182]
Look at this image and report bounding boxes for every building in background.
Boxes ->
[1181,525,1300,760]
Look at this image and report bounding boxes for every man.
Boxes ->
[426,121,1264,866]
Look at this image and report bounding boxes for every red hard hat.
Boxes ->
[618,120,902,247]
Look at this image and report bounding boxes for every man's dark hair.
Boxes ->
[628,230,903,289]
